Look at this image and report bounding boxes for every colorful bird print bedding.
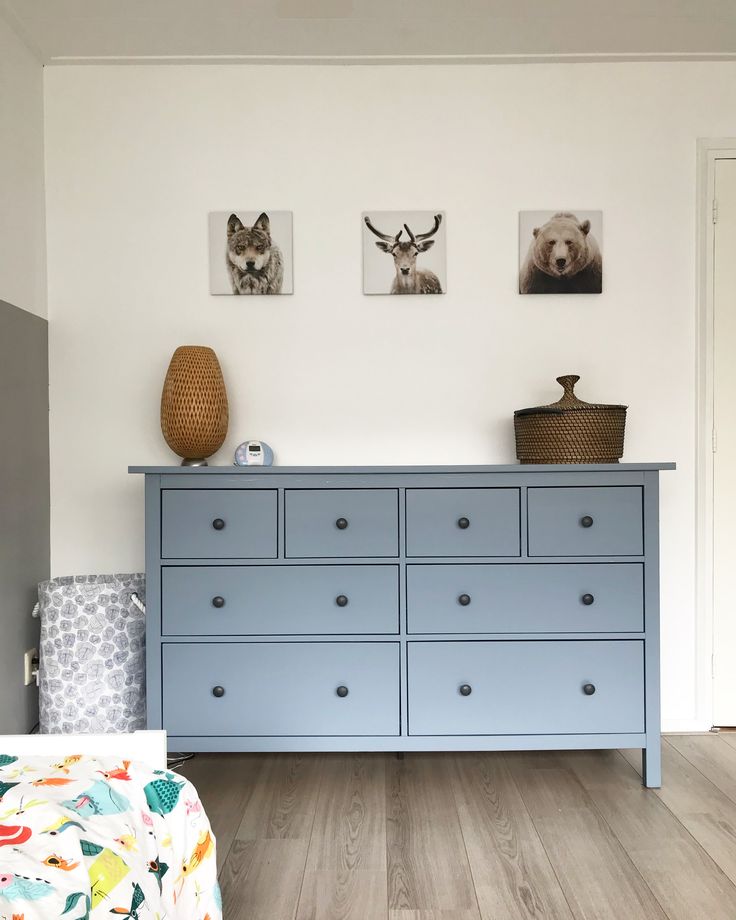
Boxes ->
[0,753,221,920]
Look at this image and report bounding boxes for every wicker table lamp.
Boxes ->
[160,346,229,466]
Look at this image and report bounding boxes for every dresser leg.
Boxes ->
[642,739,661,788]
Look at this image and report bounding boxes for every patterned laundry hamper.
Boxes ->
[35,574,146,734]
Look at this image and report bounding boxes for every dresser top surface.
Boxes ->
[130,462,676,475]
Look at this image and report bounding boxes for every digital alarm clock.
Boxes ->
[234,440,274,466]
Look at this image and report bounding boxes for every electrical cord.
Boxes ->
[167,752,195,771]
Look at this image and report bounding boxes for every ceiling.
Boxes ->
[3,0,736,64]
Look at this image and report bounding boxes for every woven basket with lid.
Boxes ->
[514,375,627,464]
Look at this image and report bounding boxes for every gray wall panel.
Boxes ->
[0,299,49,733]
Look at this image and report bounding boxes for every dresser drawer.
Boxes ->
[407,563,643,634]
[163,642,400,736]
[408,640,644,735]
[406,489,521,557]
[162,565,399,635]
[285,489,398,558]
[161,489,277,559]
[527,487,643,557]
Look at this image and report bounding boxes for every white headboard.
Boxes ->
[0,730,167,770]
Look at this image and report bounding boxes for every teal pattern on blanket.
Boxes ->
[62,780,130,816]
[144,776,184,816]
[0,874,54,900]
[80,839,104,856]
[0,781,19,799]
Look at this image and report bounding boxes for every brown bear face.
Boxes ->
[532,213,592,279]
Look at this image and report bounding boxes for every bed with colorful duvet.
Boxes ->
[0,751,222,920]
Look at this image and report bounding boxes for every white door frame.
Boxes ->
[696,139,736,729]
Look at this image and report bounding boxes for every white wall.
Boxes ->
[43,62,736,731]
[0,15,46,317]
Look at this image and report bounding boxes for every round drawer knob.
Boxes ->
[581,593,595,606]
[335,518,349,530]
[583,683,596,696]
[212,518,226,531]
[458,594,472,607]
[459,684,472,696]
[212,596,226,609]
[580,515,594,528]
[336,685,349,698]
[336,595,349,607]
[212,686,225,698]
[457,517,470,530]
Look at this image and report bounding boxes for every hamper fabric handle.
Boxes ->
[33,594,146,616]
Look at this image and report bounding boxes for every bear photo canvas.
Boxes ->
[519,210,602,295]
[209,210,293,295]
[363,211,446,295]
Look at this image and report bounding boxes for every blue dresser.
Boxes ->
[130,463,673,787]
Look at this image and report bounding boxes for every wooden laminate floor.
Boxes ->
[179,735,736,920]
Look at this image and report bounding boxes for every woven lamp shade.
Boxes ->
[160,346,229,465]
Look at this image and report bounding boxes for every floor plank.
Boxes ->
[563,748,736,920]
[668,733,736,805]
[220,837,309,920]
[718,730,736,751]
[296,753,389,920]
[178,752,262,873]
[450,753,573,920]
[219,753,324,920]
[506,752,668,920]
[389,912,481,919]
[386,754,480,915]
[622,741,736,885]
[235,752,325,841]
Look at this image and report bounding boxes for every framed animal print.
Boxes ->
[209,210,293,295]
[519,210,602,294]
[362,211,446,295]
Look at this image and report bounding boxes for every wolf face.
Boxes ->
[226,212,284,295]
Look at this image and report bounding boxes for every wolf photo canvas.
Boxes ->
[209,211,293,295]
[519,210,602,294]
[362,211,446,295]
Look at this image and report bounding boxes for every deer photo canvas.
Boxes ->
[519,210,602,294]
[209,211,293,295]
[362,211,446,295]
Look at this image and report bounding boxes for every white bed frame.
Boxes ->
[0,730,167,770]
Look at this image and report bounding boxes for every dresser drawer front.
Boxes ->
[407,563,643,634]
[527,487,643,557]
[163,642,400,736]
[162,565,399,635]
[406,489,521,557]
[408,640,644,735]
[285,489,399,558]
[161,489,277,559]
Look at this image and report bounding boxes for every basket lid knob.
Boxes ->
[556,375,581,403]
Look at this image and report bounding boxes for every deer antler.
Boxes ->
[364,216,402,243]
[406,213,442,242]
[404,214,442,243]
